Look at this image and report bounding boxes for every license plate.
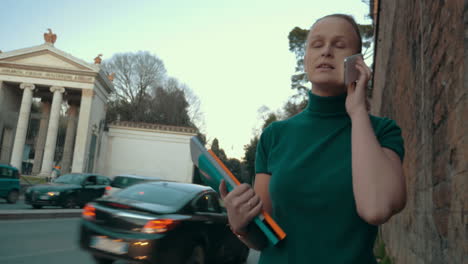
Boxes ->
[90,236,128,255]
[39,195,50,200]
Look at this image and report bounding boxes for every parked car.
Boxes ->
[0,164,20,203]
[25,173,111,209]
[79,181,249,264]
[104,174,164,196]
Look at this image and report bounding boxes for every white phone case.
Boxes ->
[344,54,363,86]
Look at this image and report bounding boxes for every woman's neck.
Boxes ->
[311,84,347,97]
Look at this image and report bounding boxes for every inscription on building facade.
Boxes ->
[0,67,94,83]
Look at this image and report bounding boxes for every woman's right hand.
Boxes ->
[219,180,263,234]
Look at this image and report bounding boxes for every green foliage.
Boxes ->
[242,136,259,184]
[196,132,207,146]
[373,232,395,264]
[262,113,278,130]
[103,51,197,128]
[208,138,250,184]
[288,27,309,73]
[225,158,242,181]
[282,97,308,118]
[241,112,279,184]
[211,138,228,162]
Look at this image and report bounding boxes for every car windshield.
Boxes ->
[115,183,192,207]
[53,174,85,184]
[111,176,152,188]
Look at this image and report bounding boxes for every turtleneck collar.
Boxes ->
[304,90,348,116]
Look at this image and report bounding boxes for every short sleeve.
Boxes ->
[255,124,274,174]
[375,118,405,161]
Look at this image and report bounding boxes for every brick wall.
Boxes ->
[369,0,466,263]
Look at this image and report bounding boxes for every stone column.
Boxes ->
[10,83,35,171]
[31,100,51,175]
[61,104,78,173]
[39,86,65,176]
[0,128,14,163]
[71,89,94,173]
[0,81,4,146]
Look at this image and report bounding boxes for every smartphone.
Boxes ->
[344,53,363,86]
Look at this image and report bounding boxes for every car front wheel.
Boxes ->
[6,190,19,204]
[186,244,205,264]
[62,196,77,209]
[92,255,114,264]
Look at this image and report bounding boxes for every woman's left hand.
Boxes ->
[345,57,372,117]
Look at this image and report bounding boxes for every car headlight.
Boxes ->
[47,191,60,196]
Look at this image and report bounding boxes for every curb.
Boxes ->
[0,209,82,220]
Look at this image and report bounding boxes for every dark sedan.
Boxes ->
[25,173,111,209]
[79,181,249,264]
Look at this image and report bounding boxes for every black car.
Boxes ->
[79,181,249,264]
[0,163,21,204]
[25,173,111,209]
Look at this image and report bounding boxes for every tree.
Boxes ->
[208,138,247,182]
[225,158,242,182]
[282,97,308,118]
[169,78,205,131]
[243,136,259,184]
[288,27,310,93]
[153,77,204,127]
[103,51,167,106]
[151,85,191,126]
[103,51,167,123]
[103,51,202,128]
[210,138,228,163]
[242,112,279,184]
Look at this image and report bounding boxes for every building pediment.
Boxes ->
[0,44,98,72]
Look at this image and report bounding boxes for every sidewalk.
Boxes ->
[0,208,82,220]
[0,196,82,220]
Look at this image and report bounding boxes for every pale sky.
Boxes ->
[1,0,371,159]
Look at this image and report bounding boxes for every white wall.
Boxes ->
[99,126,195,183]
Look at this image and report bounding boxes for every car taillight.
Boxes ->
[142,219,180,234]
[82,204,96,220]
[108,202,131,209]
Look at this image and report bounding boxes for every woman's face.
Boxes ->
[304,17,360,94]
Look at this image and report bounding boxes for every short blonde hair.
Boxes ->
[310,14,363,53]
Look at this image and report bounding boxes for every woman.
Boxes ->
[219,14,406,263]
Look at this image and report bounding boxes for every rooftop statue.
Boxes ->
[44,28,57,44]
[94,54,103,64]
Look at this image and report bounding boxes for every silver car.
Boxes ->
[105,174,165,196]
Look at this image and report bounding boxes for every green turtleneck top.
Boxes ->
[255,91,404,264]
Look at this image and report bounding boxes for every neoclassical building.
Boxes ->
[0,30,112,176]
[0,30,197,182]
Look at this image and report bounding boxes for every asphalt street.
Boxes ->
[0,217,260,264]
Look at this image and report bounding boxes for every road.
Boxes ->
[0,218,260,264]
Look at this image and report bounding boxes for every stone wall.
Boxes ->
[369,0,466,263]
